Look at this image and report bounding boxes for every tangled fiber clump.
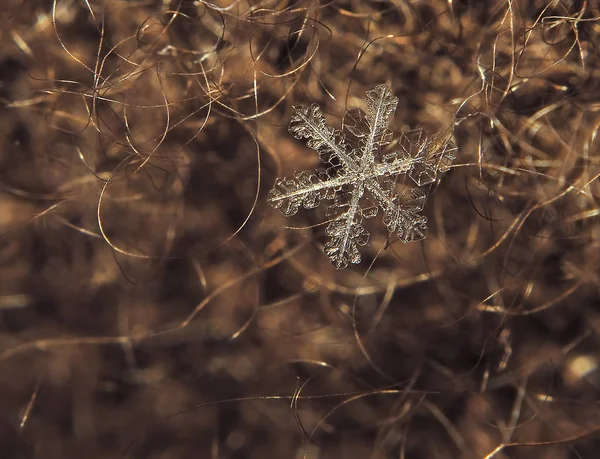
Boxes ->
[1,1,600,458]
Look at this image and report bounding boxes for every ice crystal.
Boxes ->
[268,84,457,269]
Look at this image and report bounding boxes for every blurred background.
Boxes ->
[1,0,600,458]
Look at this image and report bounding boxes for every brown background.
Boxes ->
[1,1,600,458]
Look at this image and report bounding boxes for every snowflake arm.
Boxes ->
[267,168,351,217]
[324,182,369,269]
[288,104,359,170]
[365,179,428,243]
[398,129,458,186]
[363,84,397,153]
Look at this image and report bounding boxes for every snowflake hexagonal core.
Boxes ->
[268,84,457,269]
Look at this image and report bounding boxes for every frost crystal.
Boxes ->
[268,84,457,269]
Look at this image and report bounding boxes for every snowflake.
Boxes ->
[268,84,457,269]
